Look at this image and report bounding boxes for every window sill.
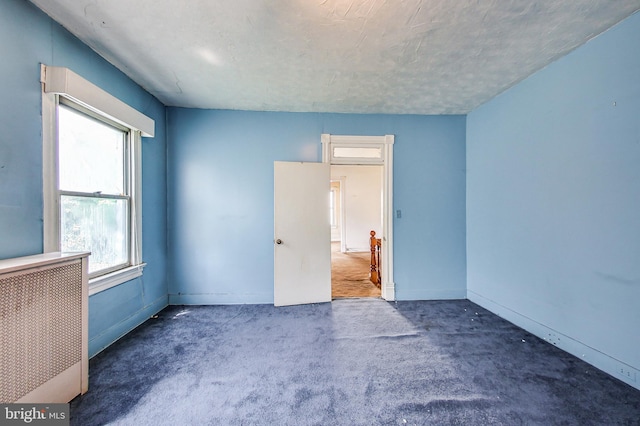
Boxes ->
[89,263,146,296]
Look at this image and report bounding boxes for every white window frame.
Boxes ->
[41,65,154,295]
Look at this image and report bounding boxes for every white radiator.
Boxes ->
[0,252,89,403]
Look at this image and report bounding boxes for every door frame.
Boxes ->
[321,134,395,301]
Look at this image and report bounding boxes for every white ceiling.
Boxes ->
[30,0,640,114]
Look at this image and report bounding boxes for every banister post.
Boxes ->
[370,230,379,285]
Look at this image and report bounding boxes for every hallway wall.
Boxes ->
[331,165,382,251]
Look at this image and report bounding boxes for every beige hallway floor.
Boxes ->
[331,242,381,299]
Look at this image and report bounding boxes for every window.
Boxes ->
[333,146,382,159]
[322,135,387,165]
[42,65,154,294]
[58,102,131,276]
[329,188,337,228]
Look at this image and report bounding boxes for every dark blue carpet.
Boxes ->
[71,299,640,425]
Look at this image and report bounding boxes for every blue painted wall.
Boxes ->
[0,0,168,357]
[467,12,640,388]
[167,110,467,303]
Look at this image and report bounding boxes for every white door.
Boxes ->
[274,161,331,306]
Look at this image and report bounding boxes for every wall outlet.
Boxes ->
[617,364,637,383]
[546,332,561,346]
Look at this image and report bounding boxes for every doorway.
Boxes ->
[273,135,394,307]
[330,166,382,299]
[331,242,380,298]
[322,134,395,301]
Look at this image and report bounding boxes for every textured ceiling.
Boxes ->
[30,0,640,114]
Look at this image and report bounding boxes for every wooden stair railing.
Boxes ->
[370,230,382,288]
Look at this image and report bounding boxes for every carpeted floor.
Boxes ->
[332,242,381,299]
[71,299,640,425]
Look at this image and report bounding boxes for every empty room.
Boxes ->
[1,0,639,424]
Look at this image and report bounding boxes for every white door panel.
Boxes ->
[274,161,331,306]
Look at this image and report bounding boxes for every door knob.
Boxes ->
[275,239,283,245]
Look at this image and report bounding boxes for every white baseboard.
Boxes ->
[345,247,369,253]
[467,289,640,391]
[382,281,395,301]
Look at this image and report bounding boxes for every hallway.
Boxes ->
[331,242,381,299]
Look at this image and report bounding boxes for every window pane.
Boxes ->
[329,189,337,228]
[333,146,382,158]
[58,105,125,194]
[61,195,129,274]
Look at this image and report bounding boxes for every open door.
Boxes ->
[274,161,331,306]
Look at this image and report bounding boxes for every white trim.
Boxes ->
[382,134,395,300]
[321,134,332,163]
[332,145,384,164]
[328,135,387,145]
[42,65,154,137]
[130,131,143,265]
[345,247,370,253]
[322,133,396,301]
[42,88,59,252]
[89,263,146,296]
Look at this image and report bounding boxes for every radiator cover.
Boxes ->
[0,252,89,403]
